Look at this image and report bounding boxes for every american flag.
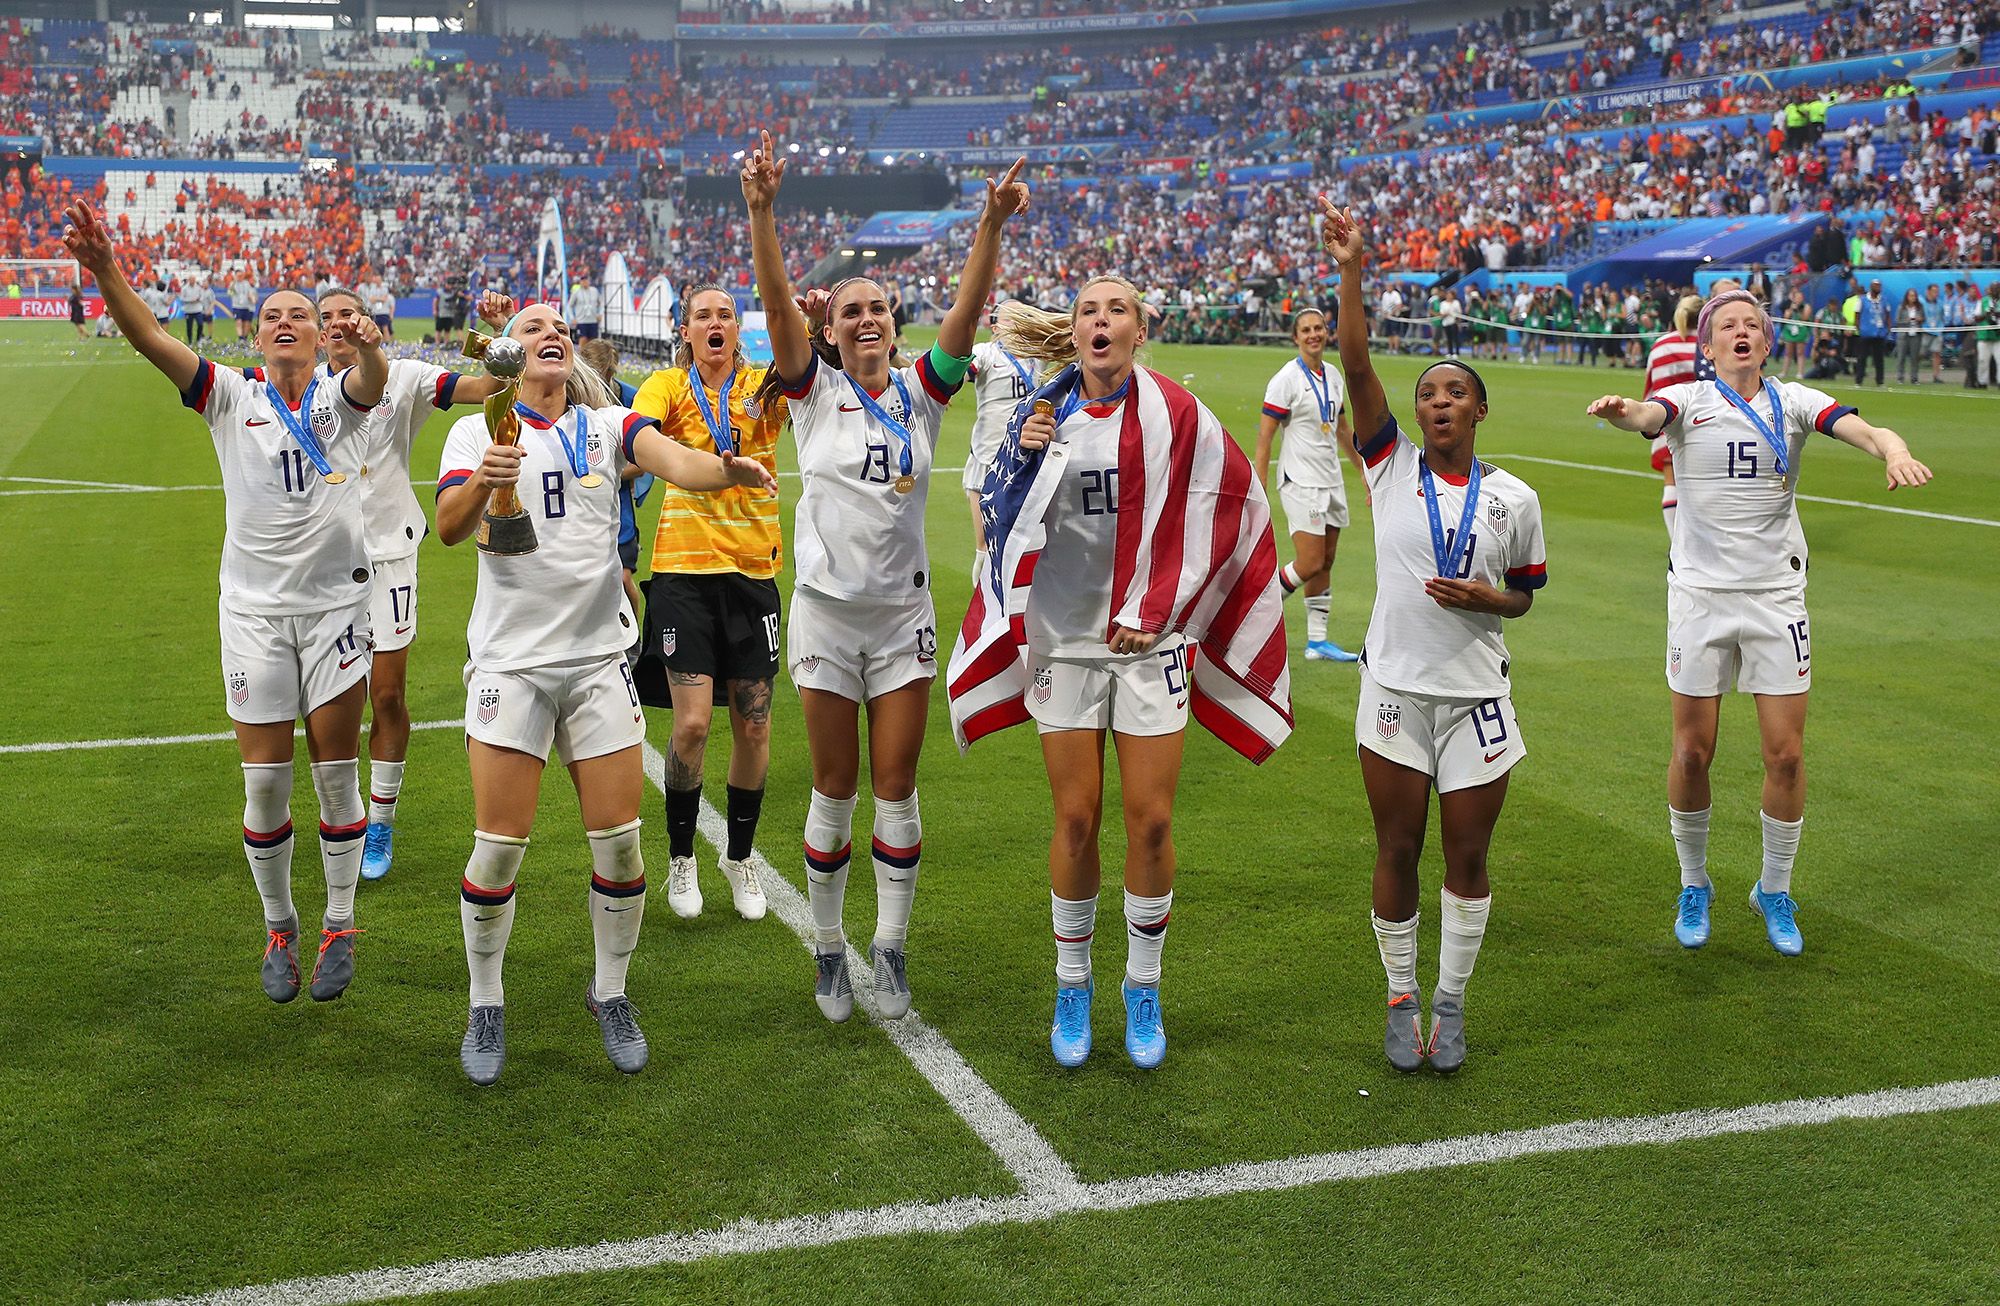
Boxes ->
[946,364,1294,763]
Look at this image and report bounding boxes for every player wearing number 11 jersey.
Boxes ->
[1588,289,1933,959]
[1323,197,1547,1077]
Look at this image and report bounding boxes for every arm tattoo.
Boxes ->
[731,678,774,726]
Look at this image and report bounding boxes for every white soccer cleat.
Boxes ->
[666,854,703,918]
[718,856,767,921]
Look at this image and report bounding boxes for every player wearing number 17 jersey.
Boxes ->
[1323,197,1547,1077]
[62,198,389,1008]
[1588,289,1933,959]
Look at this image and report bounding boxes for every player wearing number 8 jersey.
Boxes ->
[743,129,1027,1025]
[1587,289,1933,959]
[1322,197,1547,1076]
[62,199,389,1008]
[435,302,777,1086]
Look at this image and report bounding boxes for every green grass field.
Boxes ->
[3,320,1998,1305]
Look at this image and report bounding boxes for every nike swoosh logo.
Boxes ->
[605,904,637,913]
[394,625,412,635]
[246,418,270,426]
[254,853,280,862]
[1174,700,1187,709]
[473,913,500,922]
[338,655,364,670]
[838,403,864,412]
[1483,749,1506,763]
[1691,415,1716,425]
[1798,667,1810,677]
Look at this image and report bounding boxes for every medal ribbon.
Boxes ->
[1716,379,1789,477]
[690,366,737,456]
[846,374,915,477]
[997,345,1033,393]
[266,377,332,476]
[1295,357,1333,426]
[1055,374,1131,426]
[517,402,590,479]
[1419,454,1483,581]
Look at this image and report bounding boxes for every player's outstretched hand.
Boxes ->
[722,450,780,495]
[1018,406,1056,451]
[1885,450,1932,491]
[796,286,831,326]
[61,200,116,276]
[478,442,525,489]
[478,290,516,330]
[1316,195,1364,267]
[983,157,1031,223]
[333,314,383,351]
[740,130,787,211]
[1108,625,1160,655]
[1424,577,1510,613]
[1585,395,1631,420]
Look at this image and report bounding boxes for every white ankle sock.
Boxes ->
[871,792,921,946]
[242,762,296,925]
[1052,892,1097,987]
[310,759,364,923]
[1304,594,1330,644]
[367,759,405,828]
[804,789,857,953]
[1371,911,1418,996]
[1436,888,1491,1001]
[1669,805,1711,888]
[1760,810,1803,895]
[1123,889,1172,986]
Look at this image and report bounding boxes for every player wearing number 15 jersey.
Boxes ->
[62,198,389,1008]
[1588,289,1932,960]
[1323,198,1547,1078]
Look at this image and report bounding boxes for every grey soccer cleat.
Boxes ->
[814,949,854,1023]
[1426,994,1467,1075]
[584,984,649,1074]
[1385,988,1424,1073]
[460,1005,506,1086]
[308,918,361,1001]
[870,941,911,1020]
[261,917,301,1004]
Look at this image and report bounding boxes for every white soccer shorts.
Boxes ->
[1356,665,1524,793]
[369,553,419,654]
[787,587,938,703]
[1028,636,1194,736]
[463,653,646,765]
[1666,580,1811,697]
[1279,477,1350,535]
[219,596,372,724]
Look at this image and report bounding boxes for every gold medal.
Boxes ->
[578,473,604,489]
[359,462,370,477]
[894,474,915,494]
[1321,422,1333,436]
[323,471,347,485]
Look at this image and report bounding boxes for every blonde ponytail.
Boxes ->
[994,275,1149,381]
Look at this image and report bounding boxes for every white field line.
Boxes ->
[0,474,179,490]
[1489,453,2000,528]
[0,718,461,756]
[116,1073,2000,1306]
[637,740,1082,1201]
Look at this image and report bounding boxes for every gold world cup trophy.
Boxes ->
[462,329,537,556]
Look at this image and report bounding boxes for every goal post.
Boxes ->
[0,259,95,323]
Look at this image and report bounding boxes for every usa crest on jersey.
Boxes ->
[1376,703,1401,739]
[660,627,677,657]
[475,686,501,725]
[227,670,249,707]
[1032,665,1053,704]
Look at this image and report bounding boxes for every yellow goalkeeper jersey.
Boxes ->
[633,363,786,579]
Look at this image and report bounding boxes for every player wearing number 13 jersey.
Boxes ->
[1324,198,1546,1077]
[1588,289,1933,960]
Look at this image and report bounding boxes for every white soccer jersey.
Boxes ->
[967,340,1036,482]
[182,360,374,616]
[1357,420,1548,699]
[319,358,459,562]
[438,402,655,671]
[1261,356,1348,488]
[780,350,959,602]
[1650,379,1854,591]
[1026,400,1124,657]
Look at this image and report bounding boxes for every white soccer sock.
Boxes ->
[310,759,364,924]
[588,817,646,1000]
[1371,911,1418,997]
[1436,888,1491,1001]
[1304,594,1331,644]
[804,789,858,953]
[1123,889,1172,986]
[460,830,525,1007]
[1662,487,1678,537]
[871,791,921,947]
[242,762,296,925]
[367,759,405,828]
[1669,805,1712,888]
[1052,892,1097,987]
[1760,810,1803,895]
[1280,562,1303,595]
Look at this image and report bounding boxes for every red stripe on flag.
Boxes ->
[948,637,1022,701]
[1191,685,1277,764]
[962,697,1031,743]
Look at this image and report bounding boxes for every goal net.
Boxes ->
[0,259,94,325]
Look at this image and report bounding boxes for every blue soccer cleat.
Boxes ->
[1050,981,1093,1068]
[360,822,393,881]
[1303,640,1361,663]
[1674,883,1712,949]
[1121,979,1166,1069]
[1749,884,1804,956]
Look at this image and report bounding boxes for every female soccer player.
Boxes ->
[317,288,512,883]
[1321,198,1548,1075]
[1643,294,1704,539]
[948,276,1293,1070]
[1777,289,1812,380]
[629,283,788,923]
[1586,289,1931,959]
[964,300,1037,568]
[743,131,1025,1024]
[435,302,776,1085]
[1254,307,1364,661]
[63,199,387,1005]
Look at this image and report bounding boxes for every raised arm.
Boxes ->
[1583,392,1670,434]
[1828,412,1932,490]
[1316,196,1388,442]
[62,199,200,392]
[334,316,389,410]
[631,426,779,495]
[742,129,812,384]
[937,158,1030,359]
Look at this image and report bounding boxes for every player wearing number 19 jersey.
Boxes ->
[1587,289,1933,959]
